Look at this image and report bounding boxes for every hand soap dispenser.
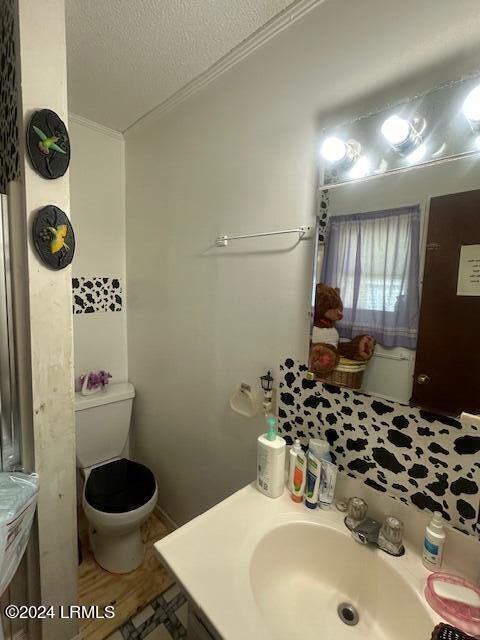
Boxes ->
[257,415,286,498]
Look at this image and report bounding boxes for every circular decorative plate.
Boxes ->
[26,109,70,179]
[32,205,75,270]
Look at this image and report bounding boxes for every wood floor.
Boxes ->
[78,513,174,640]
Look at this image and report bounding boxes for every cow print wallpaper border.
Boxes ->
[0,0,19,194]
[72,277,122,314]
[278,358,480,537]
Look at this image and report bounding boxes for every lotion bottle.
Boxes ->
[288,439,306,502]
[422,512,446,571]
[257,415,286,499]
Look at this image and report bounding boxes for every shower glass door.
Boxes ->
[0,194,20,470]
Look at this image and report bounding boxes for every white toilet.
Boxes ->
[75,382,158,574]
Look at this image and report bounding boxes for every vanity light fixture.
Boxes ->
[380,115,424,152]
[320,75,480,186]
[462,84,480,125]
[320,136,361,165]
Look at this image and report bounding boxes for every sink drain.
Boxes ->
[337,602,359,626]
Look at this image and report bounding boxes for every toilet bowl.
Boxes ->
[75,383,158,573]
[83,457,158,573]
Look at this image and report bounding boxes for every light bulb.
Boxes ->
[320,137,347,163]
[349,155,370,179]
[463,85,480,123]
[381,116,411,146]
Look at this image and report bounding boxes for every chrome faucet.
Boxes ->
[351,517,381,545]
[344,497,405,557]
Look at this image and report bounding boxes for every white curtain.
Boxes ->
[321,205,420,348]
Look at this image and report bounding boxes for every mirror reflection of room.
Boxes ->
[309,77,480,416]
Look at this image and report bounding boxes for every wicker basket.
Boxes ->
[322,357,366,390]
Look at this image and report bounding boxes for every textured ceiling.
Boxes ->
[66,0,297,131]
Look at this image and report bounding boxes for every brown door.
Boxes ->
[411,188,480,416]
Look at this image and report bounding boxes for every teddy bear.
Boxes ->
[309,283,376,376]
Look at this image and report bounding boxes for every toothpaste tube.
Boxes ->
[305,452,321,509]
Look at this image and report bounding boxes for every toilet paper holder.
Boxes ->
[229,382,259,418]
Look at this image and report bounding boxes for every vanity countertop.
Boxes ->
[153,483,457,639]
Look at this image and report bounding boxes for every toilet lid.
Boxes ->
[85,458,156,513]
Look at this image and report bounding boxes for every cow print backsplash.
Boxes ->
[72,277,123,314]
[278,358,480,537]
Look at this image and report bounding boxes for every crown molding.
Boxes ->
[124,0,325,135]
[68,112,124,141]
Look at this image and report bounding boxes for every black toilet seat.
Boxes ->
[85,458,156,514]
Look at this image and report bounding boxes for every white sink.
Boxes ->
[155,484,441,640]
[251,521,434,640]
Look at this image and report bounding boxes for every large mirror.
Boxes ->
[308,77,480,417]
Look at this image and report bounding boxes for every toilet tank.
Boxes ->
[75,382,135,470]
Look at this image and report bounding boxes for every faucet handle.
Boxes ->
[378,516,405,556]
[382,516,403,543]
[345,497,368,530]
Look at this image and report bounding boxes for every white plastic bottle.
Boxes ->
[257,416,286,499]
[288,439,306,502]
[422,511,446,571]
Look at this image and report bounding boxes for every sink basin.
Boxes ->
[155,484,442,640]
[250,521,434,640]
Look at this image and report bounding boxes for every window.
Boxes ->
[321,205,420,349]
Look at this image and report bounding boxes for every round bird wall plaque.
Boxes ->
[27,109,70,179]
[32,205,75,270]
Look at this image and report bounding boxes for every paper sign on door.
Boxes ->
[457,244,480,296]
